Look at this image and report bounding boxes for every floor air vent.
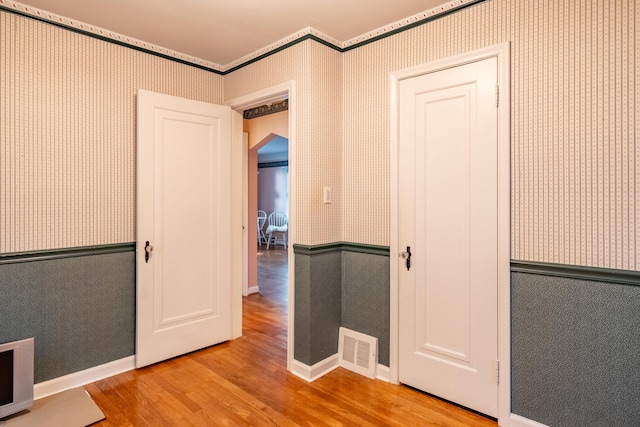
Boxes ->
[338,327,378,379]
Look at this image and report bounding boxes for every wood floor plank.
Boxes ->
[86,247,498,426]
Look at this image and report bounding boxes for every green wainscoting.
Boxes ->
[0,245,135,383]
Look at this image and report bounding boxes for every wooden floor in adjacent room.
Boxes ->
[85,246,497,426]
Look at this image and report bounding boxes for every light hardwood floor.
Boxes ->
[85,247,497,426]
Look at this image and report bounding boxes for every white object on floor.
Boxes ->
[2,387,104,427]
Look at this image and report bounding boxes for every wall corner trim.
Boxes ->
[376,364,391,382]
[509,414,551,427]
[290,354,339,382]
[511,260,640,287]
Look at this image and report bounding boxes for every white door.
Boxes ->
[136,90,232,368]
[398,57,499,416]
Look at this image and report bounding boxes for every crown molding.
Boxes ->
[0,0,225,73]
[2,0,485,74]
[341,0,480,49]
[223,26,343,72]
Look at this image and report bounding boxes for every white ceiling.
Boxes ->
[10,0,460,69]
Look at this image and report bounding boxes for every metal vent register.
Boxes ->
[338,327,378,379]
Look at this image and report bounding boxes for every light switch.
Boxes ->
[323,186,332,204]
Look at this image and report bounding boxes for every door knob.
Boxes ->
[400,246,412,271]
[144,241,154,263]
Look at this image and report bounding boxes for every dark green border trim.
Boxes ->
[226,1,485,73]
[341,0,486,53]
[258,160,288,169]
[293,242,389,257]
[511,260,640,287]
[223,34,335,74]
[0,243,136,264]
[293,242,342,255]
[1,0,486,76]
[341,242,390,256]
[0,6,225,75]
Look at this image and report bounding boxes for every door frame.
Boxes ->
[389,43,511,425]
[226,81,296,371]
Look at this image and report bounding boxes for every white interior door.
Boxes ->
[398,57,499,417]
[136,89,232,368]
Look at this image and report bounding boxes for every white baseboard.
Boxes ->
[376,364,390,382]
[509,414,549,427]
[290,354,339,382]
[34,356,135,400]
[247,286,259,295]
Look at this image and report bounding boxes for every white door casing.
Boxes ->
[390,43,511,425]
[137,89,232,368]
[241,132,249,298]
[399,56,498,416]
[226,81,296,372]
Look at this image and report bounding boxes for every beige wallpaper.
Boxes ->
[225,40,343,245]
[226,0,638,269]
[2,0,638,270]
[0,12,223,253]
[341,0,638,270]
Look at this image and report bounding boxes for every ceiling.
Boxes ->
[9,0,464,70]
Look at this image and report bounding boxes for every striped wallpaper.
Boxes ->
[225,40,343,245]
[308,42,342,245]
[2,0,638,270]
[1,12,223,253]
[340,0,638,270]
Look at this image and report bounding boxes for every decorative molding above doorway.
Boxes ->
[243,100,289,120]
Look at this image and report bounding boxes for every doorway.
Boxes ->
[227,81,296,371]
[255,134,289,303]
[249,126,289,295]
[390,44,511,424]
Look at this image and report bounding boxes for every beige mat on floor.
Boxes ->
[2,387,105,427]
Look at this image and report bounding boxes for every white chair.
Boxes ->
[257,210,268,246]
[265,212,288,249]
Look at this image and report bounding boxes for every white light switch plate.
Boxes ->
[323,186,332,204]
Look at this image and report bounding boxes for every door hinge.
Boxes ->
[495,360,500,384]
[495,85,499,108]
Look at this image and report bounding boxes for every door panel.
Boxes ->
[137,90,232,368]
[398,58,498,417]
[418,86,472,367]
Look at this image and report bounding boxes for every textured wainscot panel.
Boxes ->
[0,250,135,383]
[294,243,390,367]
[341,249,390,366]
[294,247,342,365]
[512,271,640,427]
